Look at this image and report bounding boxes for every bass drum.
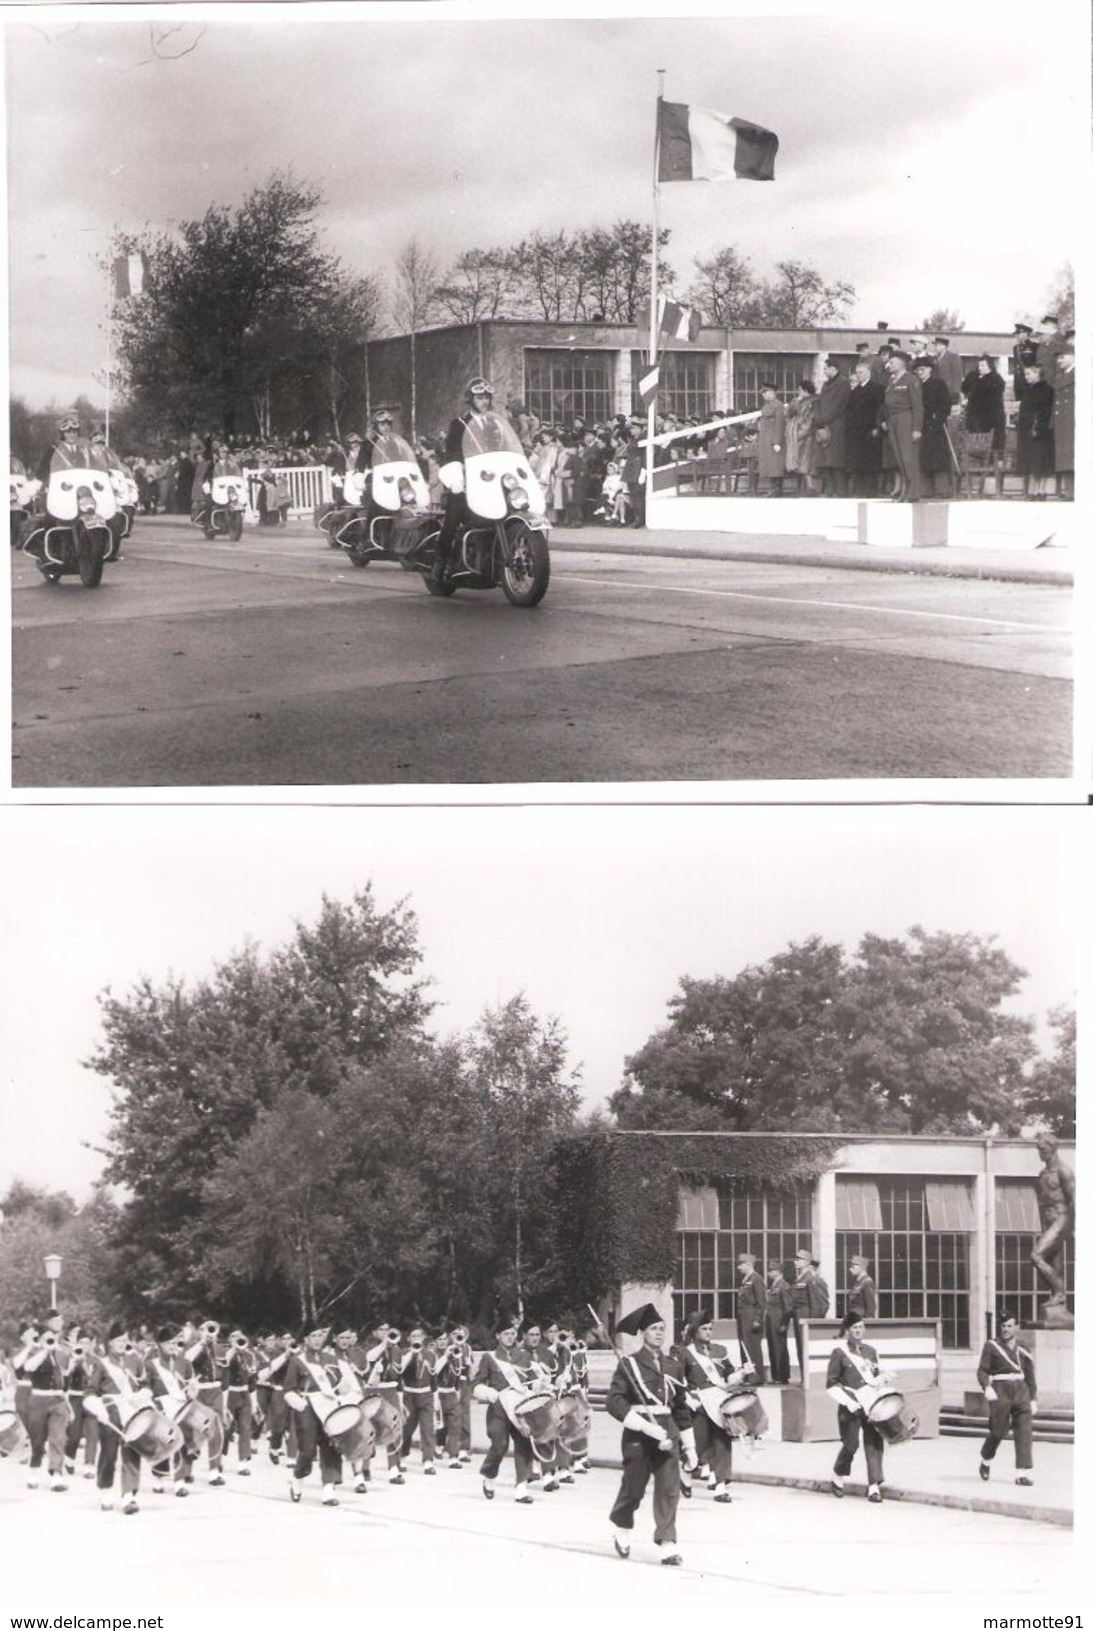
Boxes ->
[329,1415,377,1464]
[556,1394,590,1452]
[362,1394,403,1449]
[129,1412,184,1463]
[173,1398,225,1462]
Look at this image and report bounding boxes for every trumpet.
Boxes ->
[201,1320,220,1340]
[43,1333,58,1349]
[231,1334,249,1350]
[386,1329,402,1346]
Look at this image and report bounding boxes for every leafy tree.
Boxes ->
[921,308,965,333]
[1040,264,1074,331]
[1025,1005,1075,1137]
[85,889,431,1317]
[613,928,1042,1136]
[0,1184,122,1342]
[111,172,376,440]
[463,994,582,1318]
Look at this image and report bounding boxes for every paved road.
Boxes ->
[11,520,1072,787]
[1,1455,1074,1614]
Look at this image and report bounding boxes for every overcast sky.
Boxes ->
[4,0,1084,408]
[0,804,1081,1202]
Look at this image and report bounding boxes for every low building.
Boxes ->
[366,319,1017,436]
[555,1130,1075,1363]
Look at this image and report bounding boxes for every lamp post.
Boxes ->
[44,1253,63,1312]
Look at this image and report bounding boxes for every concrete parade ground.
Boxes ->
[0,1440,1076,1625]
[10,513,1072,788]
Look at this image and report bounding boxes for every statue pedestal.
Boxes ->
[1041,1300,1074,1330]
[1025,1327,1074,1408]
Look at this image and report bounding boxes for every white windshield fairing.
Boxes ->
[210,475,243,506]
[462,411,545,522]
[46,466,117,523]
[370,433,428,512]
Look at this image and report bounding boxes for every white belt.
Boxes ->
[403,1386,432,1395]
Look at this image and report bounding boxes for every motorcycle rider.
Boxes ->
[432,376,496,587]
[23,414,88,572]
[86,424,128,560]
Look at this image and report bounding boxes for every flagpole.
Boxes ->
[105,261,113,446]
[646,69,665,517]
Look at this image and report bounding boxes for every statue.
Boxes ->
[1030,1134,1075,1328]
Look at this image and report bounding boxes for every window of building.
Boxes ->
[732,352,816,411]
[629,351,717,419]
[995,1179,1074,1328]
[674,1184,813,1330]
[835,1176,972,1350]
[524,349,615,429]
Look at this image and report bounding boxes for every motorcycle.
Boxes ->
[10,462,41,549]
[192,473,245,541]
[410,411,551,607]
[107,463,140,556]
[22,462,117,587]
[315,463,371,552]
[342,432,431,570]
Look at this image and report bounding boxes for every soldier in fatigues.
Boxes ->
[881,351,924,501]
[606,1303,691,1566]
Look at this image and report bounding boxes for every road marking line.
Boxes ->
[564,575,1060,633]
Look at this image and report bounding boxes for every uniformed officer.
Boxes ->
[846,1255,879,1319]
[826,1312,890,1503]
[881,351,924,501]
[977,1311,1037,1486]
[606,1303,690,1566]
[735,1253,768,1382]
[432,376,495,585]
[399,1324,438,1474]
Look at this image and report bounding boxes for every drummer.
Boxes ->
[472,1314,537,1503]
[826,1312,890,1503]
[680,1308,751,1504]
[280,1323,344,1507]
[519,1319,561,1491]
[86,1321,146,1515]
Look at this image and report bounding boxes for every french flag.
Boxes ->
[658,101,778,183]
[113,251,151,299]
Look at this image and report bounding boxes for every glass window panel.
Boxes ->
[836,1178,883,1231]
[995,1182,1041,1233]
[629,350,716,419]
[731,353,815,413]
[925,1181,976,1232]
[525,350,614,428]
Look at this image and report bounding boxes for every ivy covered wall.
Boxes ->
[550,1128,843,1306]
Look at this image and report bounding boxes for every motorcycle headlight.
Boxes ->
[77,488,96,514]
[505,484,529,511]
[397,478,416,505]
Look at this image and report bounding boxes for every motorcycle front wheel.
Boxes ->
[77,524,107,588]
[501,525,550,608]
[229,512,243,542]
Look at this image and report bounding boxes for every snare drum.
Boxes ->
[720,1388,768,1439]
[362,1394,403,1448]
[310,1393,362,1440]
[511,1391,561,1445]
[866,1390,918,1446]
[556,1394,590,1450]
[129,1412,184,1462]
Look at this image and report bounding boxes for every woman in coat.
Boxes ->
[912,357,954,498]
[756,384,786,495]
[784,381,818,493]
[1051,348,1075,498]
[1014,362,1055,499]
[962,355,1007,455]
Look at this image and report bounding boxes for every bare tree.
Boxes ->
[686,245,761,326]
[754,260,855,328]
[921,308,965,333]
[392,238,440,438]
[432,248,513,324]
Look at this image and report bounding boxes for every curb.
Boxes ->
[584,1457,1071,1528]
[549,535,1073,588]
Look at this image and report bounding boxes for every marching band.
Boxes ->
[0,1299,1038,1567]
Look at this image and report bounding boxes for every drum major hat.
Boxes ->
[614,1303,665,1336]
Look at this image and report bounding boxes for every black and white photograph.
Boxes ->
[0,803,1081,1619]
[4,1,1084,792]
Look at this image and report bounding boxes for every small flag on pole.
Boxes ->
[638,363,661,405]
[637,296,704,344]
[658,100,778,182]
[113,251,151,299]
